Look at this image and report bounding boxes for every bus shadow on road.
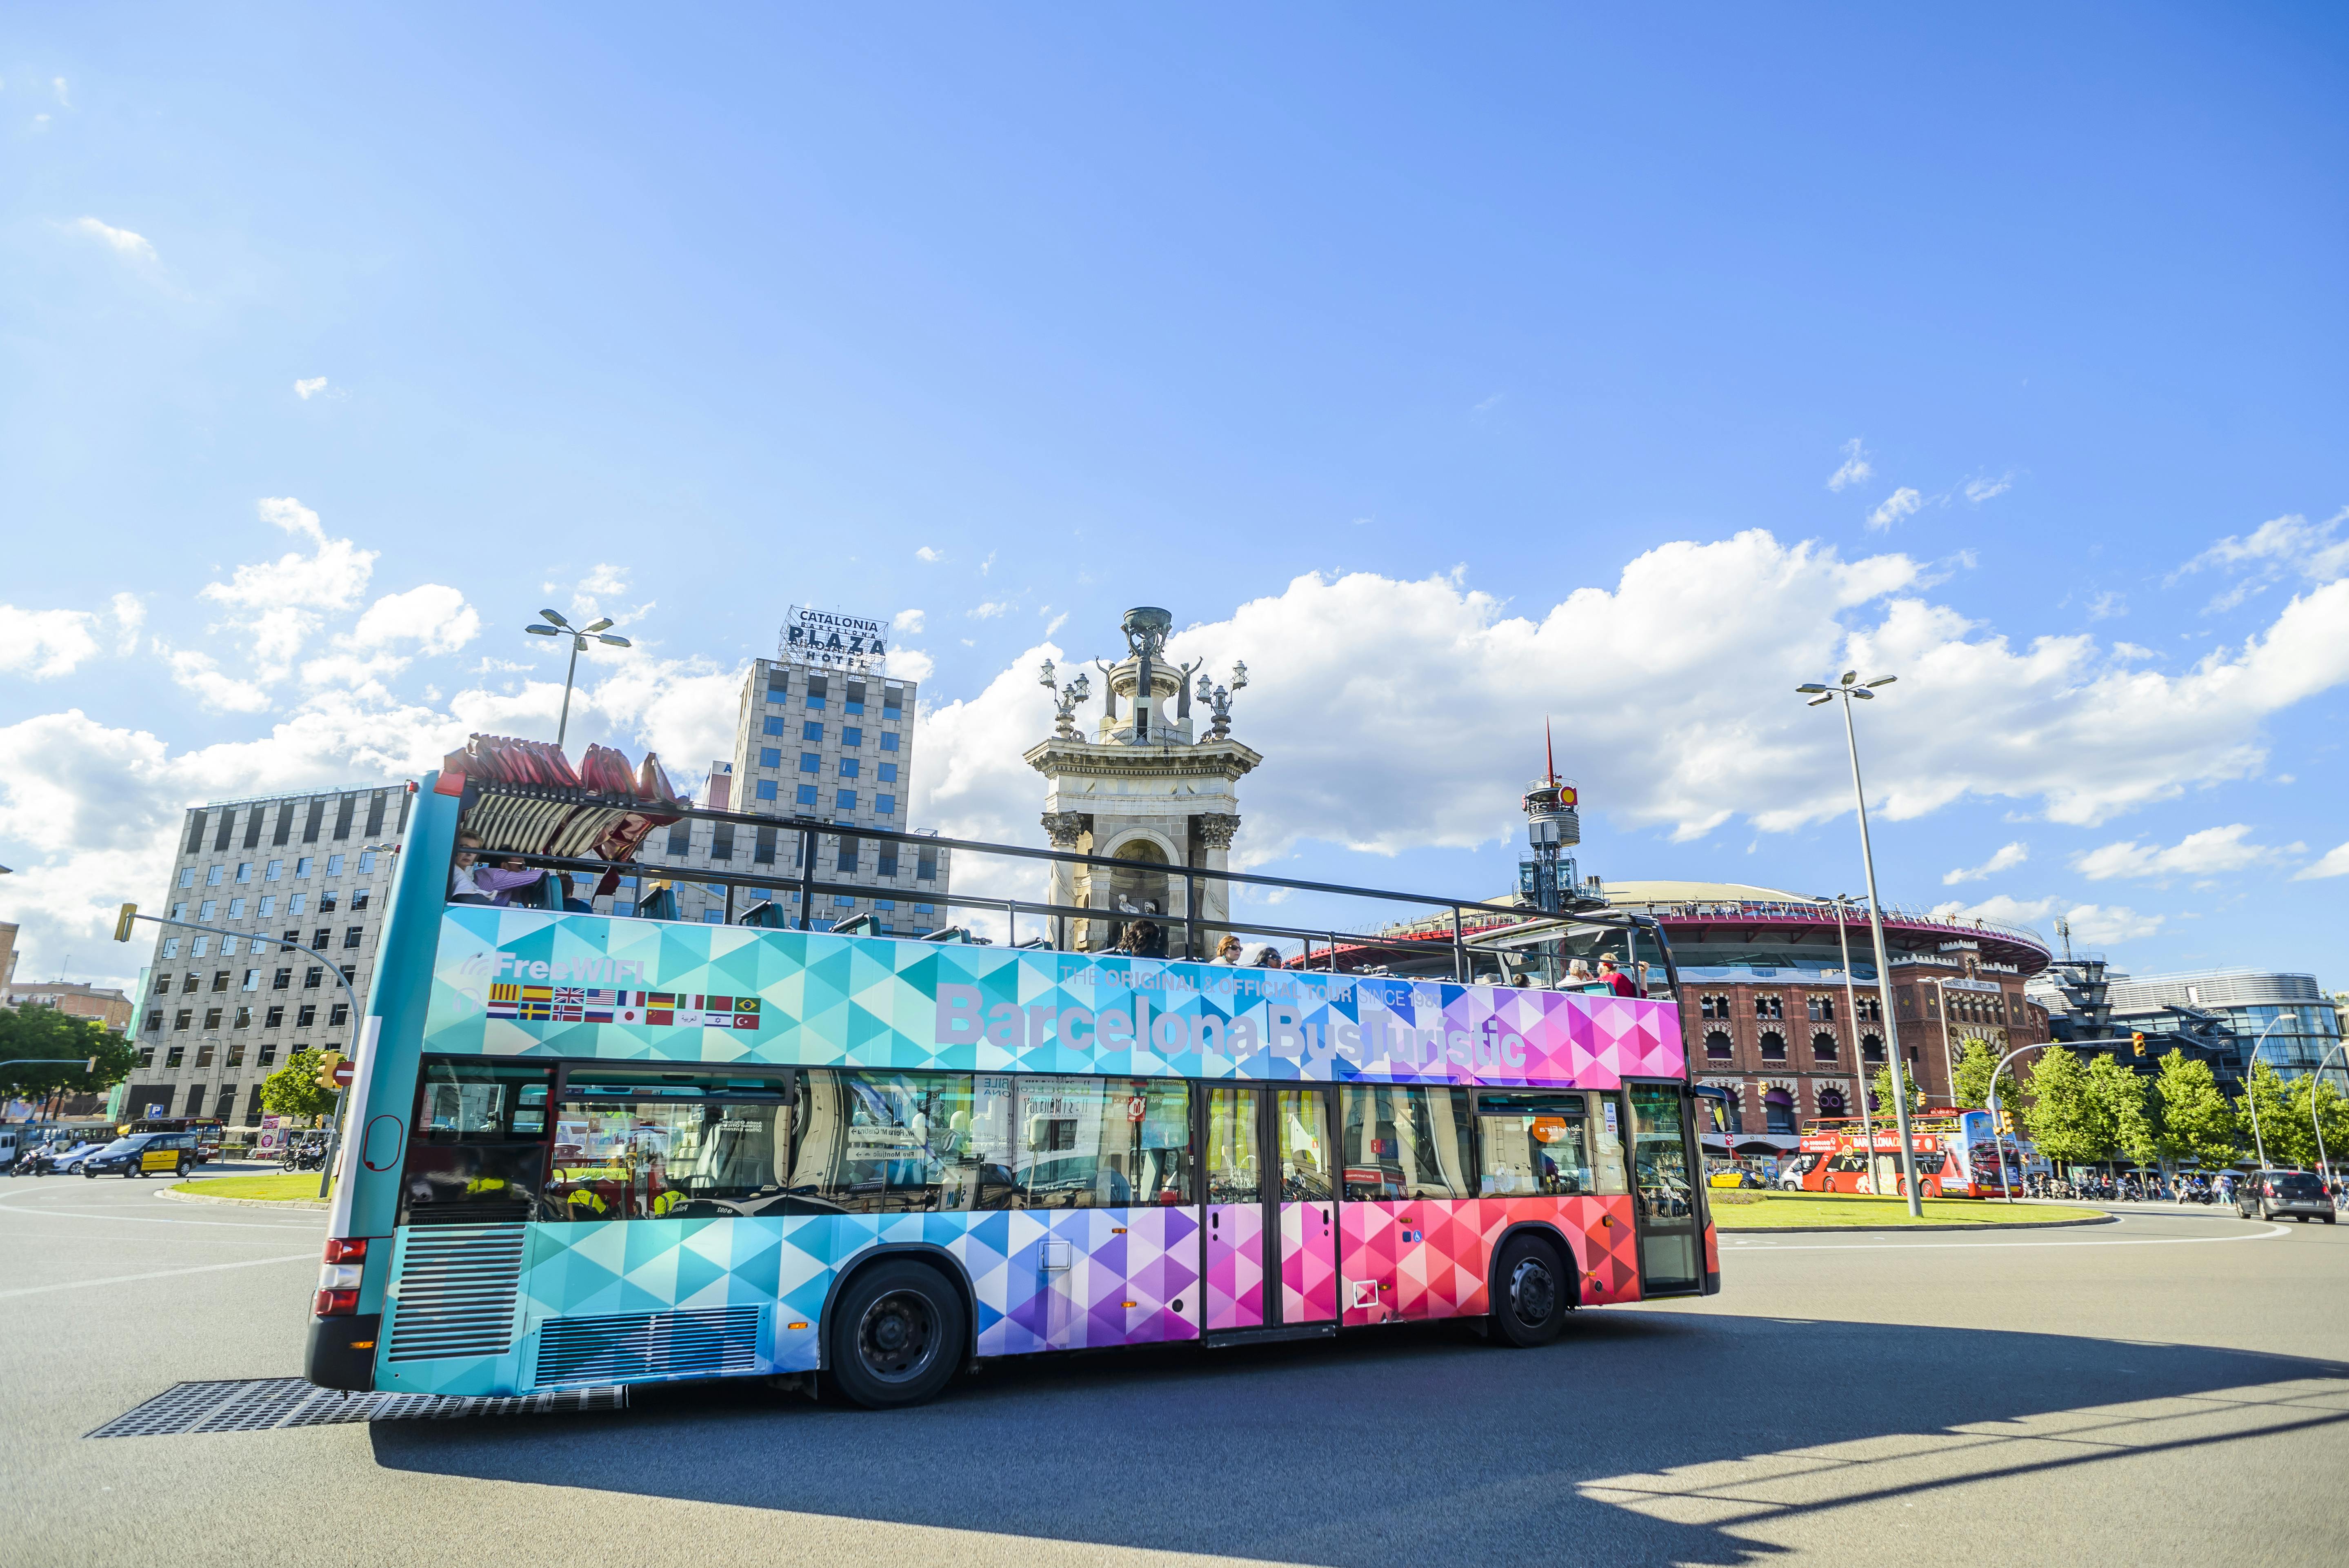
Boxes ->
[369,1310,2349,1566]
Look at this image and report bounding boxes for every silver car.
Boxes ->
[2236,1169,2336,1224]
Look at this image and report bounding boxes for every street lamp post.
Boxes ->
[2241,1014,2288,1171]
[1798,670,1923,1217]
[524,610,633,749]
[2309,1042,2346,1188]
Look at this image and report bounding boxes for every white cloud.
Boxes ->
[2296,843,2349,881]
[1473,393,1505,414]
[1825,439,1873,493]
[109,593,144,655]
[162,649,272,713]
[980,551,998,577]
[890,649,936,682]
[969,602,1012,620]
[2173,507,2349,614]
[202,498,376,613]
[0,606,102,677]
[342,584,481,656]
[295,377,329,400]
[915,546,943,563]
[1963,474,2013,504]
[908,535,2349,871]
[31,114,51,132]
[69,216,156,264]
[1943,841,2028,885]
[1043,612,1069,636]
[2087,591,2126,620]
[892,609,926,634]
[2071,824,2278,882]
[579,564,629,597]
[1933,893,2162,945]
[1866,488,1922,530]
[2111,642,2155,660]
[52,76,69,107]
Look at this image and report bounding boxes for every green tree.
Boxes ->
[2086,1054,2158,1169]
[2021,1046,2117,1166]
[260,1048,338,1119]
[1868,1062,1926,1118]
[1951,1038,2021,1111]
[2235,1062,2309,1169]
[2150,1051,2238,1170]
[0,1004,138,1105]
[2284,1075,2349,1175]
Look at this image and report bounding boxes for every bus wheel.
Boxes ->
[829,1259,965,1410]
[1491,1235,1569,1348]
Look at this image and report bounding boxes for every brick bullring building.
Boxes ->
[1595,882,2053,1158]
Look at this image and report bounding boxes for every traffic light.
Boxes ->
[313,1051,346,1091]
[113,903,138,942]
[2131,1031,2147,1056]
[1994,1108,2015,1136]
[85,1057,98,1075]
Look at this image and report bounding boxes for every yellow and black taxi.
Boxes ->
[80,1131,202,1179]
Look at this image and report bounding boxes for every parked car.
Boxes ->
[78,1131,201,1179]
[46,1141,107,1175]
[2236,1169,2336,1224]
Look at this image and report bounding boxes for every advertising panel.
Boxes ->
[421,907,1683,1088]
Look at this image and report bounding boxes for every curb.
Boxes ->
[160,1184,330,1211]
[1718,1213,2118,1235]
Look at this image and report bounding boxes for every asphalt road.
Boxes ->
[4,1168,2345,1568]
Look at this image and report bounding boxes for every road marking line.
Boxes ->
[0,1202,322,1231]
[0,1252,318,1299]
[1725,1223,2289,1252]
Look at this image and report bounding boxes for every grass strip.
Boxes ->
[1709,1190,2102,1228]
[171,1173,336,1203]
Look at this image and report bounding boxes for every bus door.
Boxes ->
[1627,1084,1702,1295]
[1202,1085,1336,1331]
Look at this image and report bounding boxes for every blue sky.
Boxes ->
[4,4,2345,990]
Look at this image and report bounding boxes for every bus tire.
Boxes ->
[1490,1235,1569,1348]
[828,1259,965,1410]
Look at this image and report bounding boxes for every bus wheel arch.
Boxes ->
[818,1244,977,1408]
[1486,1221,1577,1348]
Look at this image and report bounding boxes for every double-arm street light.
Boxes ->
[1798,669,1923,1217]
[524,610,632,748]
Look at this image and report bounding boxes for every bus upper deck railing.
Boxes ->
[444,777,1682,996]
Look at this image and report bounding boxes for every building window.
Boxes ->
[304,967,323,990]
[760,746,782,768]
[756,779,778,801]
[796,784,818,806]
[1758,1030,1786,1062]
[754,826,778,865]
[842,726,862,747]
[207,865,224,886]
[264,1005,284,1028]
[875,794,896,816]
[763,715,786,736]
[878,762,898,783]
[227,896,247,918]
[882,688,903,720]
[143,1010,163,1033]
[342,926,362,949]
[880,732,900,753]
[916,847,938,881]
[153,973,173,995]
[766,676,788,704]
[1811,1030,1839,1062]
[258,1044,277,1068]
[351,889,369,912]
[1704,1030,1732,1060]
[257,895,276,917]
[265,859,283,880]
[162,938,181,959]
[711,824,735,861]
[844,679,865,715]
[802,721,824,742]
[199,899,218,920]
[838,758,859,778]
[236,862,254,884]
[666,822,691,855]
[166,1045,186,1068]
[836,790,857,811]
[1808,995,1834,1022]
[876,844,899,877]
[837,836,859,873]
[173,1009,193,1032]
[1755,995,1783,1021]
[1763,1088,1796,1136]
[329,1003,349,1027]
[1699,994,1729,1020]
[227,1042,246,1068]
[179,867,196,889]
[196,1042,216,1067]
[137,1046,155,1067]
[211,970,231,993]
[1817,1086,1847,1118]
[296,856,314,877]
[806,675,828,709]
[1861,1032,1886,1063]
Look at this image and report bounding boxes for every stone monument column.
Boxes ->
[1029,609,1259,957]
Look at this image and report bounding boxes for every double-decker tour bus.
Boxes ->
[1788,1109,2029,1198]
[301,740,1715,1408]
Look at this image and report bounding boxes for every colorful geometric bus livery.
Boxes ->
[426,906,1685,1086]
[375,1195,1647,1397]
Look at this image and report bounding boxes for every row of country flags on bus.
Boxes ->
[486,985,763,1030]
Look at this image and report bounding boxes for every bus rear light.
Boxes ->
[318,1263,362,1292]
[313,1288,360,1317]
[323,1237,368,1263]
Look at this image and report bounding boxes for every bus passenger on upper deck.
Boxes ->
[1213,935,1244,964]
[449,833,549,907]
[1596,957,1639,997]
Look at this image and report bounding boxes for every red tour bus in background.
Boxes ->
[1784,1109,2029,1199]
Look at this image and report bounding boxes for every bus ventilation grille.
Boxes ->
[385,1224,528,1364]
[534,1306,764,1388]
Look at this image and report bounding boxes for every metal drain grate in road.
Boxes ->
[87,1378,627,1438]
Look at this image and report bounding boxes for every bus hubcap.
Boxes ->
[859,1291,937,1382]
[1510,1258,1557,1326]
